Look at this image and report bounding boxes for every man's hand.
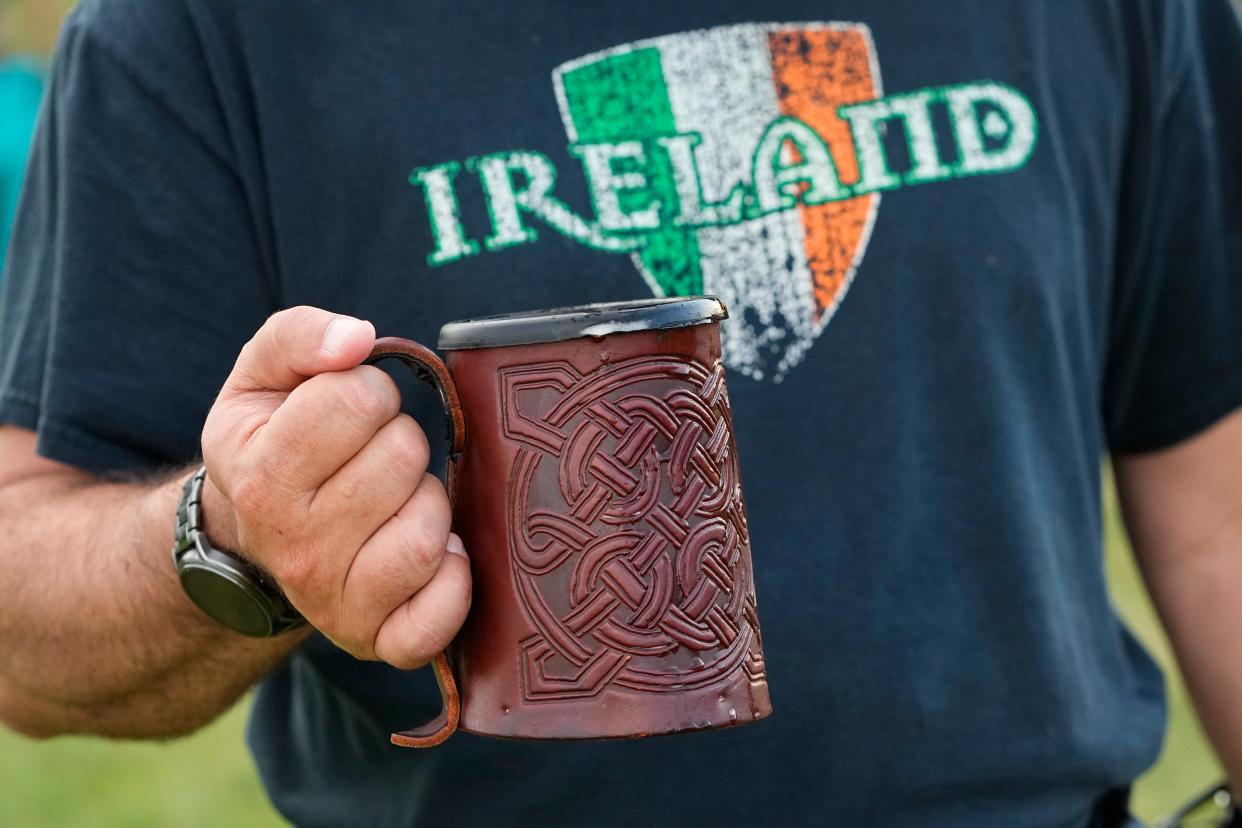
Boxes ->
[0,305,472,740]
[200,307,471,669]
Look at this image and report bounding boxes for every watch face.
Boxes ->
[179,565,274,637]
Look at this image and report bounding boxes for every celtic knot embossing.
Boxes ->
[502,356,766,702]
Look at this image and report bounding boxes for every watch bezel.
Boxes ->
[172,466,305,638]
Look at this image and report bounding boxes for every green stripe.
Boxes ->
[560,47,703,296]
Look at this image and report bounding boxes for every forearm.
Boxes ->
[0,636,291,740]
[0,468,305,738]
[1115,412,1242,786]
[1130,508,1242,784]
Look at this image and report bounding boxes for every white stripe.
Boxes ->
[695,210,816,382]
[658,24,812,382]
[658,24,782,209]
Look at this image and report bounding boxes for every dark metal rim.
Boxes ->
[437,296,728,350]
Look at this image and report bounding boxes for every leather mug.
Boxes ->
[366,297,771,747]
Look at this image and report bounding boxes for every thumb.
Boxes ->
[226,306,377,395]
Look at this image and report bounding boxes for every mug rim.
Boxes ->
[437,296,728,351]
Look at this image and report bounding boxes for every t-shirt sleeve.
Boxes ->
[1102,0,1242,453]
[0,1,277,474]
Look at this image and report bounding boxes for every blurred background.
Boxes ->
[0,1,1233,825]
[0,0,59,274]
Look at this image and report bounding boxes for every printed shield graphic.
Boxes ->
[553,22,883,381]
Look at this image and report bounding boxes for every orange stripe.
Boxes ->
[768,28,878,321]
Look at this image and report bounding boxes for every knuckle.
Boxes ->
[272,305,318,335]
[265,307,302,351]
[403,616,457,667]
[421,471,449,505]
[372,368,403,414]
[377,576,471,669]
[398,519,445,575]
[265,306,325,362]
[342,380,384,422]
[228,471,270,518]
[387,417,430,472]
[341,367,398,422]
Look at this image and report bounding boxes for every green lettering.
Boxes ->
[409,162,479,267]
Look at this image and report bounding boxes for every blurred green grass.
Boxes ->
[0,701,284,827]
[0,477,1223,825]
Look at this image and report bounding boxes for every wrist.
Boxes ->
[198,469,241,555]
[171,466,305,638]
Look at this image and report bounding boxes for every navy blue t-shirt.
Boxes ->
[3,1,1242,825]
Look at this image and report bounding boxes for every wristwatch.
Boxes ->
[172,466,305,637]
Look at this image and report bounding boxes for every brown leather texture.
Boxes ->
[367,339,464,748]
[371,323,771,745]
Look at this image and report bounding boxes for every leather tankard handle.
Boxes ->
[366,337,466,748]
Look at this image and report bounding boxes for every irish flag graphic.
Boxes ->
[553,23,883,381]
